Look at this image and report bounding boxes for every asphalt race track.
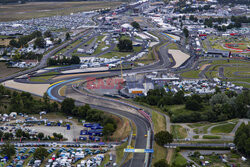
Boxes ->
[48,78,152,167]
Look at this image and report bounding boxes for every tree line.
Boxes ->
[204,16,250,31]
[234,123,250,157]
[0,85,59,114]
[0,86,117,137]
[9,30,43,48]
[61,98,117,136]
[135,88,250,123]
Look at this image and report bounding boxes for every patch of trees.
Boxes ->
[47,55,80,66]
[9,31,42,48]
[34,37,46,48]
[61,98,117,136]
[65,32,71,40]
[131,21,140,29]
[154,159,169,167]
[44,30,52,38]
[203,16,250,31]
[234,124,250,156]
[117,39,133,52]
[0,85,117,138]
[183,27,189,38]
[52,133,63,140]
[0,85,59,114]
[135,88,250,123]
[20,52,43,61]
[0,142,15,159]
[34,147,49,161]
[178,4,212,13]
[135,88,185,106]
[154,131,173,146]
[14,129,30,139]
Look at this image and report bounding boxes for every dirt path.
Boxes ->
[166,148,174,164]
[200,64,210,71]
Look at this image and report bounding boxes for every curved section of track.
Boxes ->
[48,78,152,167]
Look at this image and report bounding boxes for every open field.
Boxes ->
[0,1,122,22]
[100,51,131,59]
[180,70,200,78]
[29,75,55,82]
[116,142,128,164]
[171,125,187,139]
[152,111,167,164]
[135,49,155,65]
[110,116,131,141]
[152,143,168,165]
[152,111,166,134]
[0,62,24,78]
[211,123,235,134]
[167,43,178,50]
[172,152,187,166]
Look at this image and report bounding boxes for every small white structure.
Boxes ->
[9,112,17,118]
[121,23,133,31]
[242,156,247,161]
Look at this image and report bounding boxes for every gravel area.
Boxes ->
[2,80,50,96]
[169,49,190,68]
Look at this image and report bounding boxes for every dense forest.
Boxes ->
[135,88,250,123]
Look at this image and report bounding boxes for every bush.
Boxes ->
[202,135,221,139]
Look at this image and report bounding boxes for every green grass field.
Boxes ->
[152,111,166,134]
[180,70,200,78]
[115,142,128,164]
[172,153,187,167]
[203,135,221,139]
[193,135,199,139]
[223,66,250,78]
[167,43,179,50]
[58,39,82,54]
[152,143,168,165]
[171,125,187,139]
[200,59,250,87]
[100,51,131,59]
[211,123,236,134]
[30,75,55,82]
[93,36,109,55]
[135,49,155,65]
